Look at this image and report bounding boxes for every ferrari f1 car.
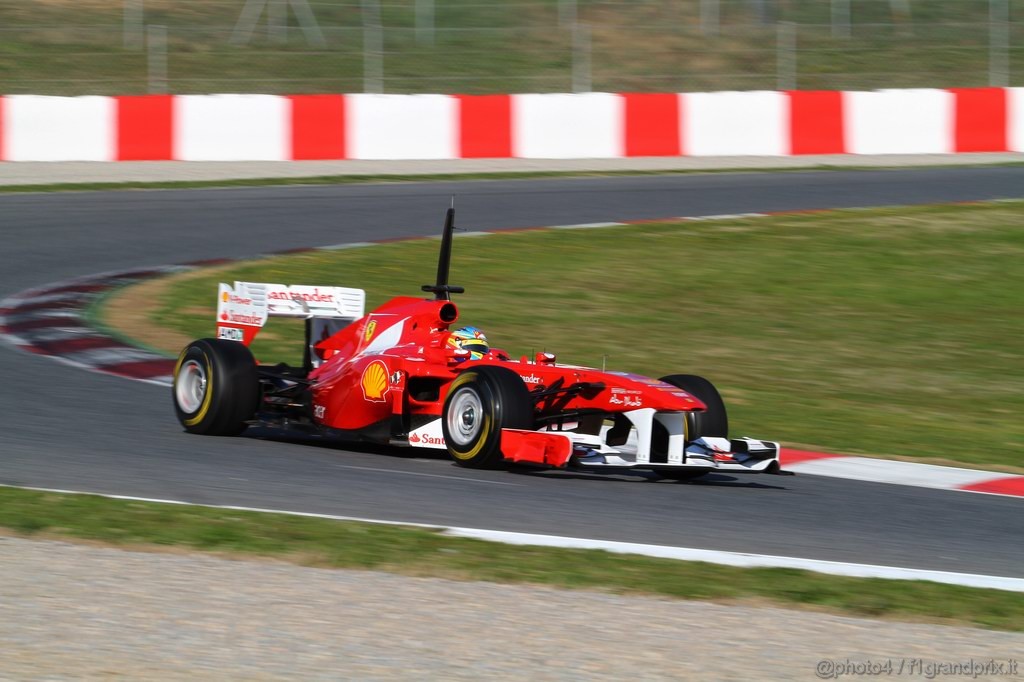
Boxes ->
[172,208,781,479]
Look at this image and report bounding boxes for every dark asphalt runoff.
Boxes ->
[2,167,1022,578]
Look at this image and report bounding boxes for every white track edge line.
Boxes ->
[550,221,625,229]
[447,529,1024,592]
[3,483,1021,593]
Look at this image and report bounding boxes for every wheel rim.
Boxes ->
[446,387,483,447]
[175,359,207,414]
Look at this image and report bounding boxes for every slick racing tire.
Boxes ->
[442,365,534,469]
[653,374,728,482]
[659,374,728,439]
[173,338,259,436]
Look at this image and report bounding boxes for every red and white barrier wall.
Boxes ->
[1,88,1022,162]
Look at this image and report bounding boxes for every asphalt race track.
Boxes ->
[2,167,1023,579]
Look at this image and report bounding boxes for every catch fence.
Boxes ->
[0,0,1021,94]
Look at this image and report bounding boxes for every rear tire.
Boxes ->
[442,365,534,468]
[653,374,728,481]
[173,338,259,436]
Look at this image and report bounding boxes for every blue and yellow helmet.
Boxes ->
[448,326,489,360]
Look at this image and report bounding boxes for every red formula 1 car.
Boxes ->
[172,208,780,478]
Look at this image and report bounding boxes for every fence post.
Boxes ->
[268,0,288,44]
[990,0,1010,87]
[750,0,772,24]
[890,0,913,37]
[777,21,796,91]
[700,0,719,37]
[290,0,327,48]
[124,0,144,49]
[416,0,435,46]
[147,24,168,94]
[362,0,384,93]
[889,0,912,21]
[232,0,326,47]
[231,0,265,46]
[831,0,850,39]
[572,20,591,93]
[559,0,577,28]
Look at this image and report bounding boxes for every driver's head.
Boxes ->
[448,326,489,360]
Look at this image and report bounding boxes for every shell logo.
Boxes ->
[364,320,377,342]
[360,360,390,402]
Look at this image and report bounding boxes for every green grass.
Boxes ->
[2,486,1022,631]
[125,200,1024,470]
[1,0,1021,94]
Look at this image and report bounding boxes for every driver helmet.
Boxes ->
[448,326,489,360]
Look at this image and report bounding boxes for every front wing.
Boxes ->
[405,408,780,473]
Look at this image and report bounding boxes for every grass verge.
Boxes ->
[102,201,1024,471]
[2,486,1021,631]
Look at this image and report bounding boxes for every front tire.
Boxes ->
[660,374,728,439]
[653,374,728,481]
[442,365,534,468]
[173,338,259,436]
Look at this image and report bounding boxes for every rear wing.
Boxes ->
[216,281,365,367]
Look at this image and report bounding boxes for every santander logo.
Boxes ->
[409,432,445,446]
[268,288,335,304]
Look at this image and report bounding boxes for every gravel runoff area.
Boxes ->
[1,153,1024,186]
[2,536,1022,681]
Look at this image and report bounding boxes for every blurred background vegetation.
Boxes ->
[0,0,1021,95]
